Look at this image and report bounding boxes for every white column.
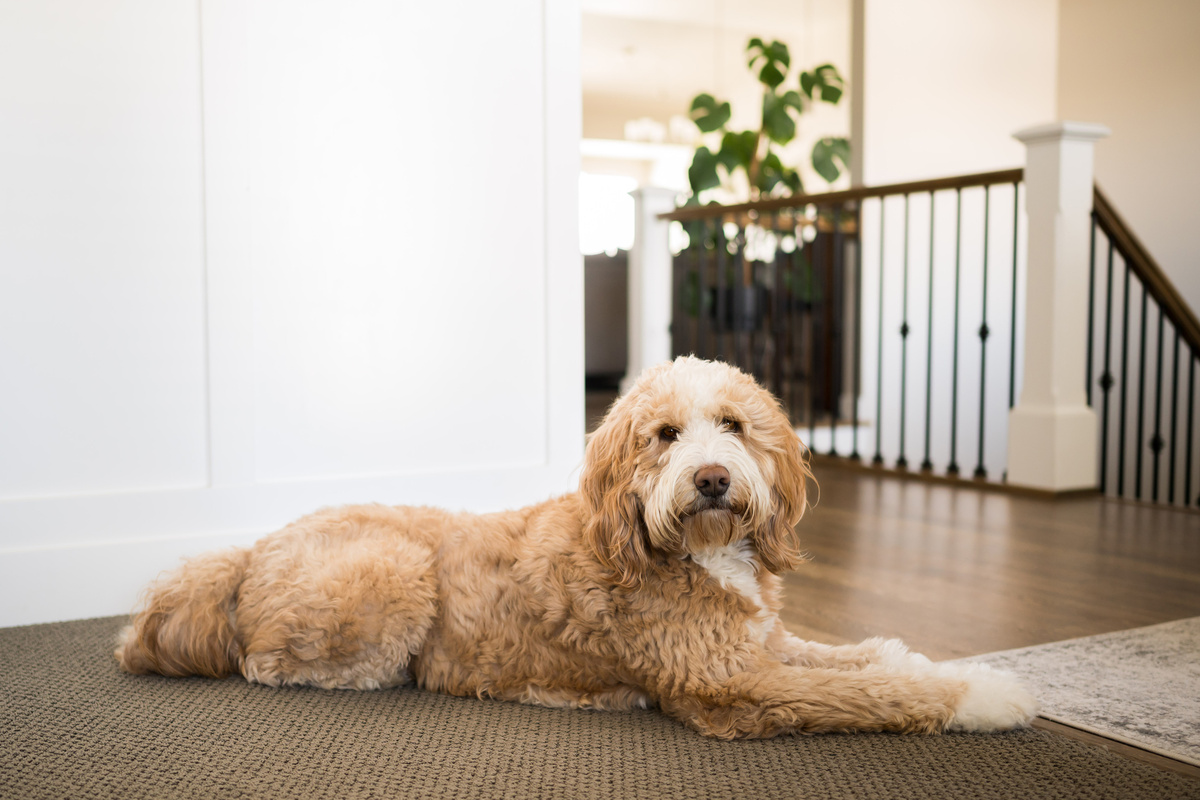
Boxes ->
[1007,121,1110,491]
[622,187,678,394]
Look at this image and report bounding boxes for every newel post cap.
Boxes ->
[1012,121,1111,144]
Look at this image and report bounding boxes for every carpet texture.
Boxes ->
[2,617,1198,800]
[966,617,1200,767]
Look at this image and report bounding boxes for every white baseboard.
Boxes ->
[0,530,264,629]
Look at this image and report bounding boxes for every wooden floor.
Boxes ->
[780,461,1200,661]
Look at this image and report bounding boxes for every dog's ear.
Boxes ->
[579,399,651,588]
[753,400,813,575]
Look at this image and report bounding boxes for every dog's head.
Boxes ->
[580,356,812,587]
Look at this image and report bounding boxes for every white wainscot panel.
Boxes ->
[247,0,550,482]
[0,0,209,499]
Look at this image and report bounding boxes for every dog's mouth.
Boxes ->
[678,504,743,550]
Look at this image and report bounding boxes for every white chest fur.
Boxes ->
[691,540,773,645]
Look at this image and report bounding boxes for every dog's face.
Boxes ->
[581,357,812,586]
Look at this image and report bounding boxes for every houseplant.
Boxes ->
[686,38,850,202]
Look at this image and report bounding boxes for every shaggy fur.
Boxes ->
[116,357,1037,738]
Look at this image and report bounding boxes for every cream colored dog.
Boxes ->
[117,356,1036,738]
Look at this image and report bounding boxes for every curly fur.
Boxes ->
[116,356,1036,737]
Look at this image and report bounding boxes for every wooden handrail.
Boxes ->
[1093,186,1200,354]
[658,168,1024,222]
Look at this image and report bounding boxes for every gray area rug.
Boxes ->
[966,617,1200,767]
[2,616,1198,800]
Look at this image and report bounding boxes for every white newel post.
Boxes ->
[622,187,678,394]
[1007,121,1110,492]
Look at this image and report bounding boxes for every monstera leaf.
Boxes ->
[689,93,732,133]
[799,64,845,104]
[762,90,804,145]
[746,38,790,89]
[812,137,851,184]
[717,130,759,174]
[688,146,722,194]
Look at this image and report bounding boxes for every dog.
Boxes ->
[116,356,1036,738]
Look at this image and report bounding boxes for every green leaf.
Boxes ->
[799,71,815,99]
[758,62,785,89]
[800,64,846,105]
[762,93,796,145]
[781,90,804,111]
[689,93,732,132]
[688,146,722,194]
[717,130,757,173]
[812,136,851,184]
[747,38,790,89]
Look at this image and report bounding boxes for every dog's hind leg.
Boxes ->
[237,536,438,690]
[115,547,250,678]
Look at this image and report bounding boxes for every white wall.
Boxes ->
[1058,0,1200,315]
[860,0,1058,184]
[0,0,583,627]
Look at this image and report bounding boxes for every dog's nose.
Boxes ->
[694,465,731,498]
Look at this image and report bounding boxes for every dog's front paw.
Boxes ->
[941,662,1038,732]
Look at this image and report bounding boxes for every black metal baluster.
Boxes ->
[897,194,912,469]
[809,211,818,448]
[788,215,801,422]
[1086,212,1097,406]
[920,193,936,472]
[732,228,746,371]
[1006,182,1020,482]
[1169,328,1180,504]
[1187,352,1196,506]
[1135,284,1148,500]
[1117,260,1131,497]
[873,199,886,466]
[829,205,843,456]
[946,188,963,476]
[1151,307,1165,502]
[770,211,783,401]
[715,218,728,363]
[1098,239,1115,492]
[692,224,705,357]
[974,186,992,479]
[851,201,863,461]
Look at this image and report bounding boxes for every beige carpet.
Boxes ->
[965,617,1200,767]
[2,616,1198,800]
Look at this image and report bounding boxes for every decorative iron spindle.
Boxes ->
[1098,240,1115,492]
[1117,263,1132,496]
[1169,329,1180,503]
[1151,308,1165,502]
[946,189,963,476]
[974,186,992,479]
[921,193,936,472]
[897,194,911,470]
[1086,212,1097,406]
[1187,353,1196,506]
[850,201,862,461]
[808,214,818,448]
[1135,286,1148,500]
[873,199,886,466]
[829,205,844,456]
[1009,183,1020,412]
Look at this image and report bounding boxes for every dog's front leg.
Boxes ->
[659,661,1035,739]
[767,626,935,672]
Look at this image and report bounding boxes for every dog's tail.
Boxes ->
[115,546,251,679]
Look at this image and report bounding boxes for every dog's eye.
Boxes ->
[721,418,742,434]
[659,426,680,442]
